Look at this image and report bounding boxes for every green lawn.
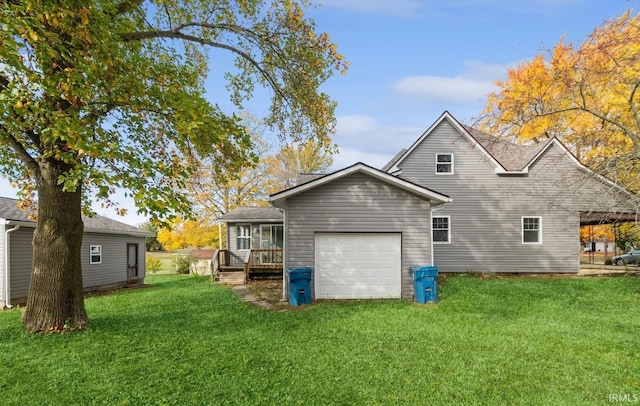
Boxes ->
[1,274,639,405]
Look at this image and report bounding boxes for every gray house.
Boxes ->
[215,206,284,282]
[270,163,451,300]
[218,206,284,254]
[385,111,640,274]
[265,111,640,301]
[0,197,151,308]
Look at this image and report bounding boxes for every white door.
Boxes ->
[314,233,401,299]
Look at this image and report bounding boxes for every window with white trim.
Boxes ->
[436,153,453,174]
[522,217,541,244]
[90,245,102,264]
[236,224,252,250]
[433,216,450,244]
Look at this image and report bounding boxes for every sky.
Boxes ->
[0,0,637,226]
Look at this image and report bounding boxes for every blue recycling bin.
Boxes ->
[411,266,438,304]
[288,267,313,306]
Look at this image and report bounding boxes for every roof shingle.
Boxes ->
[0,196,152,236]
[463,125,552,171]
[218,206,282,222]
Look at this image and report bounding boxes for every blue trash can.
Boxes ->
[288,267,313,306]
[411,266,438,304]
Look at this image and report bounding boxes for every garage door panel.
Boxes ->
[315,233,401,299]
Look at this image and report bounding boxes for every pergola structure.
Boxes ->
[580,211,639,263]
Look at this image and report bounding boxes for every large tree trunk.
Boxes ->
[22,160,88,333]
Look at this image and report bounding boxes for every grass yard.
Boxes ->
[1,274,639,405]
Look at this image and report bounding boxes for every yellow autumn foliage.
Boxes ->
[157,217,219,250]
[480,10,640,192]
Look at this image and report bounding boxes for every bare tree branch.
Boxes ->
[120,24,286,100]
[0,126,40,176]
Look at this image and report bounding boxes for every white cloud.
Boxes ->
[337,115,379,134]
[331,146,395,171]
[394,76,495,104]
[330,115,423,169]
[392,60,508,104]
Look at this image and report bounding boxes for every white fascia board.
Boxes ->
[84,227,155,238]
[361,166,452,203]
[4,220,153,238]
[521,138,640,202]
[270,162,451,205]
[388,111,505,173]
[495,167,529,175]
[218,218,283,223]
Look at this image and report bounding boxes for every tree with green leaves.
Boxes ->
[140,220,163,251]
[1,0,347,332]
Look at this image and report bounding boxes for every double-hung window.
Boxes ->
[90,245,102,264]
[237,224,252,250]
[433,216,450,244]
[522,217,541,244]
[436,153,453,174]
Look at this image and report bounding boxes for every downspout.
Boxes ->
[429,203,447,266]
[276,207,287,302]
[3,224,20,309]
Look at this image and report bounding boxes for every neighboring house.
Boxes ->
[172,247,217,275]
[270,163,451,300]
[583,240,616,253]
[0,197,152,308]
[385,111,640,274]
[215,206,284,283]
[189,248,217,275]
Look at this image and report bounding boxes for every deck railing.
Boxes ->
[249,249,283,266]
[214,249,283,280]
[215,249,246,268]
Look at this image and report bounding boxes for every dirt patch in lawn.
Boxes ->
[236,280,290,311]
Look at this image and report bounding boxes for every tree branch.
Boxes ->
[0,125,40,176]
[119,24,286,100]
[535,106,640,154]
[628,79,640,129]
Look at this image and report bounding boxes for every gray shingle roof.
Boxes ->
[381,148,407,172]
[463,125,552,171]
[295,173,325,185]
[218,206,282,222]
[0,196,152,236]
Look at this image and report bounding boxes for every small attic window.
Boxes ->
[436,153,453,174]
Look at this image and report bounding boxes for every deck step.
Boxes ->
[217,271,245,285]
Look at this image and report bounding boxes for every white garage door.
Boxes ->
[314,233,401,299]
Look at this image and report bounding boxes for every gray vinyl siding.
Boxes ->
[397,119,636,273]
[226,221,281,258]
[285,172,431,300]
[8,228,34,301]
[81,233,146,288]
[8,227,146,302]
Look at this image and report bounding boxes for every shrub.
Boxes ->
[146,256,162,274]
[604,257,613,266]
[174,255,191,274]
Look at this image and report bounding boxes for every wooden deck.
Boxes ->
[212,249,283,284]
